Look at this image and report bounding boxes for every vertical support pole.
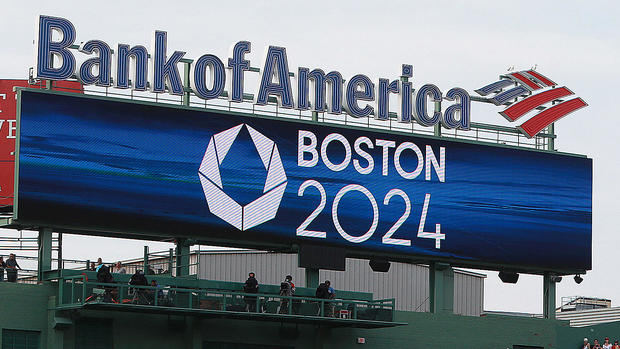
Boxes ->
[183,61,191,106]
[312,111,318,122]
[429,262,454,314]
[38,227,53,281]
[168,248,174,275]
[305,267,319,288]
[45,79,52,90]
[57,232,63,270]
[434,100,442,137]
[176,239,191,277]
[547,123,555,151]
[543,273,557,319]
[143,246,149,274]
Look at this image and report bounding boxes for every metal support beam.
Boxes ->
[547,123,555,151]
[38,227,53,281]
[57,233,63,269]
[183,62,191,106]
[312,111,318,123]
[305,267,319,288]
[543,273,557,319]
[429,262,454,314]
[434,101,442,137]
[168,248,174,275]
[143,246,149,274]
[176,239,191,277]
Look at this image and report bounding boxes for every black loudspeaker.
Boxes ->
[298,245,346,271]
[498,271,519,284]
[369,259,391,272]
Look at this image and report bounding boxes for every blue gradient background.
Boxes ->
[16,91,592,271]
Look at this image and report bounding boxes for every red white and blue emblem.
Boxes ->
[476,70,587,138]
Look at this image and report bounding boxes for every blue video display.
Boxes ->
[16,90,592,272]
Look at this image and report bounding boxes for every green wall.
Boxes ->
[0,282,55,348]
[1,282,618,349]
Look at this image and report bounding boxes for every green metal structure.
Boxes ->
[0,78,594,348]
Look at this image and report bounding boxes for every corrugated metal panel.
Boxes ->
[557,307,620,327]
[198,251,484,316]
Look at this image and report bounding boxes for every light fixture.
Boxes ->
[498,271,519,284]
[550,275,562,283]
[574,275,583,284]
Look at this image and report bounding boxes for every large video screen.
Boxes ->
[16,90,592,272]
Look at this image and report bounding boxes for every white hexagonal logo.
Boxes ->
[198,124,287,231]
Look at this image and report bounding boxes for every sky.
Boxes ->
[1,0,619,313]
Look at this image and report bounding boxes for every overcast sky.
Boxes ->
[1,0,618,313]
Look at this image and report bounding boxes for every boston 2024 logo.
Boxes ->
[198,124,288,231]
[476,70,587,138]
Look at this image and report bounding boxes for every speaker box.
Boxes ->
[298,245,346,271]
[369,259,390,272]
[498,271,519,284]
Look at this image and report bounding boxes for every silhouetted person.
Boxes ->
[5,254,21,283]
[0,256,5,282]
[243,272,259,312]
[279,275,295,314]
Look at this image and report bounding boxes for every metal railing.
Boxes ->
[57,275,395,322]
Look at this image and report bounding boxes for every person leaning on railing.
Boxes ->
[0,256,5,282]
[243,272,259,312]
[5,254,21,283]
[278,275,295,314]
[315,280,335,317]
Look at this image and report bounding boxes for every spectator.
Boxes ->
[0,256,5,282]
[146,265,155,275]
[612,340,619,349]
[5,253,21,283]
[326,280,335,298]
[89,262,96,271]
[603,338,612,349]
[278,275,295,314]
[96,264,116,302]
[243,272,259,312]
[326,280,335,317]
[150,280,163,299]
[315,280,335,317]
[594,339,602,349]
[95,258,103,272]
[115,262,126,274]
[583,338,591,349]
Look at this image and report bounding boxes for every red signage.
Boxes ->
[0,80,82,207]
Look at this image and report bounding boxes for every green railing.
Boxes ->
[57,275,395,322]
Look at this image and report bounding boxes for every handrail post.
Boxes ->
[58,279,64,305]
[82,279,86,305]
[71,279,75,304]
[288,295,292,315]
[255,295,260,313]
